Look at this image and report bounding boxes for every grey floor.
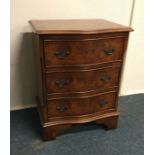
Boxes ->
[10,94,144,155]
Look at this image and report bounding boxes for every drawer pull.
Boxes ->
[54,50,70,59]
[56,105,68,112]
[100,75,112,82]
[104,48,115,55]
[55,79,70,87]
[100,99,108,106]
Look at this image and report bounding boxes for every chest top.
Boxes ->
[29,19,133,35]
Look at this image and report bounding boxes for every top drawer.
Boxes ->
[43,37,125,67]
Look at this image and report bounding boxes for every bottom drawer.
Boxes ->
[47,91,117,118]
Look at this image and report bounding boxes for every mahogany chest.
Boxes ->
[29,19,132,140]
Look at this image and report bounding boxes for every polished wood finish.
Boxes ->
[43,124,72,140]
[47,91,117,118]
[96,115,119,129]
[29,19,133,34]
[29,19,132,140]
[45,66,121,94]
[43,37,124,66]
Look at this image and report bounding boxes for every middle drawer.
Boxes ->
[45,65,121,94]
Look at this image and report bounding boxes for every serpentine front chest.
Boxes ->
[29,19,132,140]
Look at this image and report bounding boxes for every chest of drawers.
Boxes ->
[29,19,132,140]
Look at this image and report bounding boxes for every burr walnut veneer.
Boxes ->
[29,19,132,140]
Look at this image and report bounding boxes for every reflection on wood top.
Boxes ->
[29,19,133,35]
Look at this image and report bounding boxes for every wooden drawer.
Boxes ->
[45,65,121,94]
[47,91,117,118]
[43,37,125,67]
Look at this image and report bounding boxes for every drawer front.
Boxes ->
[46,66,121,94]
[43,37,125,67]
[47,91,117,118]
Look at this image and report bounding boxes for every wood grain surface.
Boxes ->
[29,19,133,34]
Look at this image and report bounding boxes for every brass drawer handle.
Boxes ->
[104,48,115,55]
[100,75,112,82]
[54,49,70,59]
[100,99,108,106]
[55,79,70,87]
[56,105,68,112]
